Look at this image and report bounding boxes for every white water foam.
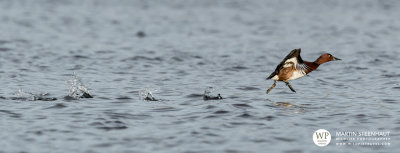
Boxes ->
[67,73,92,99]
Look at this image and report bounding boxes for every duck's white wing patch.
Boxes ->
[288,63,309,80]
[283,57,299,68]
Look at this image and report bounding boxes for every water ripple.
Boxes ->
[0,110,22,118]
[45,103,67,109]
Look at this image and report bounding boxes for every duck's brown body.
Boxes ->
[266,48,340,94]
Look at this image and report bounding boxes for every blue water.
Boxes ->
[1,0,399,153]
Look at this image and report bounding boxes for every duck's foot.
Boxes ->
[266,81,277,94]
[285,81,296,93]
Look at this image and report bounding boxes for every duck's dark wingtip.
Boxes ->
[293,48,301,53]
[288,48,304,63]
[287,48,301,57]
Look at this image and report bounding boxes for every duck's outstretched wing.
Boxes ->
[267,48,303,79]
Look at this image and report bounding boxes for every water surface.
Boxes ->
[0,0,399,153]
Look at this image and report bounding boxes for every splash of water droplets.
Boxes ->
[139,88,158,101]
[204,87,215,97]
[11,89,56,101]
[67,73,93,99]
[203,87,222,100]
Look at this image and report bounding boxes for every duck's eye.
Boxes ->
[328,54,331,57]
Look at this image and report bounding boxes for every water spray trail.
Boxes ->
[139,88,158,101]
[67,72,93,99]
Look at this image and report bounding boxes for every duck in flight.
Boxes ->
[266,48,340,94]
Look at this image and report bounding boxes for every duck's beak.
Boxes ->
[333,56,341,61]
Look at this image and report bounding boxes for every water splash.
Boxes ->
[203,87,223,100]
[67,73,93,99]
[139,88,158,101]
[11,89,57,101]
[204,87,214,97]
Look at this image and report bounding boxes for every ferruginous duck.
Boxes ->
[266,48,340,94]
